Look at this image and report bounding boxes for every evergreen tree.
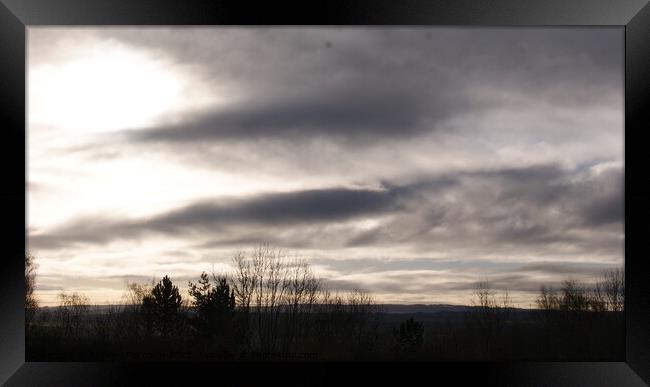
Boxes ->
[143,275,182,337]
[393,317,424,353]
[188,272,236,337]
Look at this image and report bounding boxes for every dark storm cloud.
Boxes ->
[341,163,623,254]
[126,88,447,144]
[480,164,566,184]
[574,166,624,227]
[475,163,624,228]
[27,27,624,305]
[29,162,623,256]
[28,186,402,249]
[581,193,624,226]
[93,27,621,93]
[151,187,398,227]
[104,27,621,145]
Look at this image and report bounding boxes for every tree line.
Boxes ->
[462,269,624,360]
[25,247,624,361]
[26,246,382,360]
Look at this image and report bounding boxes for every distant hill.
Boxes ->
[378,304,474,313]
[378,304,533,313]
[38,303,533,314]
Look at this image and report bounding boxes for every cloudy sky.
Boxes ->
[27,27,623,307]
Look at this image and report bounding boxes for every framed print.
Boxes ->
[1,0,649,385]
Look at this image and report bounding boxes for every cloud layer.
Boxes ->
[28,27,623,306]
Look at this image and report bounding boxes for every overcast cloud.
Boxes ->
[28,27,623,306]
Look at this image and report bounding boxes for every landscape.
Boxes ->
[27,27,623,361]
[26,248,624,361]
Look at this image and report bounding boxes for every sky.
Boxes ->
[27,27,624,307]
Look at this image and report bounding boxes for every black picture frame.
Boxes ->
[1,0,649,385]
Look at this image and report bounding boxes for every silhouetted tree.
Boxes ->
[559,280,589,312]
[25,251,38,327]
[55,292,90,339]
[393,317,424,353]
[601,269,624,312]
[536,285,559,310]
[232,245,304,352]
[188,272,235,338]
[230,245,380,357]
[536,284,560,326]
[143,275,182,337]
[470,280,512,356]
[472,280,500,330]
[282,258,321,352]
[347,288,380,353]
[115,279,156,340]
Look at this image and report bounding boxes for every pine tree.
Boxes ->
[143,275,182,337]
[188,273,236,337]
[393,317,424,352]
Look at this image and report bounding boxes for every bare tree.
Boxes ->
[281,257,320,351]
[559,280,589,312]
[311,286,379,358]
[473,280,496,309]
[472,280,498,329]
[122,278,157,313]
[601,268,624,312]
[232,251,256,312]
[232,245,292,352]
[470,280,512,354]
[55,292,90,339]
[536,284,561,325]
[114,278,156,339]
[25,251,38,327]
[230,245,381,356]
[589,282,608,312]
[500,288,513,323]
[347,288,378,351]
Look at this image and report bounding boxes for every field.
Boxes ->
[26,305,624,361]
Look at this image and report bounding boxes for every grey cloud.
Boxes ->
[324,279,406,294]
[36,274,200,294]
[28,216,141,249]
[341,163,623,255]
[341,163,622,255]
[28,28,624,306]
[67,162,623,256]
[101,27,621,146]
[29,173,465,251]
[93,27,621,93]
[581,193,623,226]
[518,261,619,276]
[29,186,402,249]
[313,257,619,282]
[126,88,449,144]
[323,274,540,295]
[104,274,199,285]
[576,168,624,226]
[151,187,398,227]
